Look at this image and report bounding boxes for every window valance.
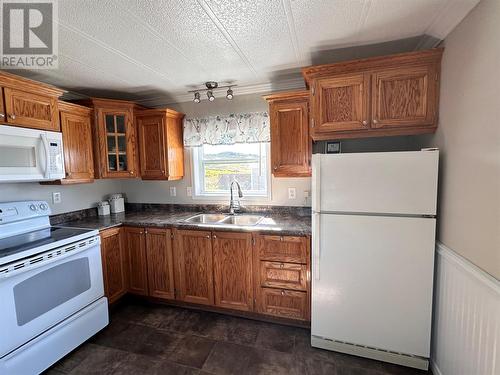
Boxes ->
[183,112,270,147]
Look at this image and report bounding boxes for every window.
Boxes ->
[193,143,270,198]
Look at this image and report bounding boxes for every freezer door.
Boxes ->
[312,151,438,215]
[311,213,436,357]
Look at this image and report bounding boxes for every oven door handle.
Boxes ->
[0,236,100,280]
[41,133,51,179]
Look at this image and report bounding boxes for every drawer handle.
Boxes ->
[279,263,284,269]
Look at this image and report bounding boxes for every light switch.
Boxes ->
[170,187,177,197]
[52,192,61,204]
[288,187,296,199]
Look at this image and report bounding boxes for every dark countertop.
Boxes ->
[57,208,311,236]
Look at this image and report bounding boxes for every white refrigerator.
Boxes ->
[311,150,439,370]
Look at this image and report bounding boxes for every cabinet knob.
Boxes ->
[206,234,211,239]
[281,290,285,296]
[273,166,278,171]
[0,113,5,119]
[66,172,72,178]
[362,120,368,126]
[373,119,378,125]
[9,114,16,120]
[213,234,217,239]
[280,263,284,269]
[280,236,284,242]
[130,171,135,175]
[161,170,165,174]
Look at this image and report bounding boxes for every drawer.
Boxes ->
[256,235,308,263]
[260,261,307,291]
[258,287,309,321]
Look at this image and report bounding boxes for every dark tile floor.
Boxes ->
[45,301,432,375]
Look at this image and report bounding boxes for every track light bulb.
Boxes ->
[207,90,215,101]
[193,92,201,103]
[226,88,233,100]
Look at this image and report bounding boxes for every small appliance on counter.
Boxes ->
[108,194,125,214]
[97,201,110,216]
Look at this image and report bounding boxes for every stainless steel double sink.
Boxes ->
[184,213,264,226]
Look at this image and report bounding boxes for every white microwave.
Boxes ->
[0,125,65,182]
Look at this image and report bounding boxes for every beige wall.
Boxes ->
[433,0,500,278]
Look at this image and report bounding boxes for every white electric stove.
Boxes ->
[0,201,108,375]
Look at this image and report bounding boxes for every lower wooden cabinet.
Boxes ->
[123,227,148,296]
[213,231,253,311]
[100,227,127,304]
[102,226,311,323]
[146,228,175,300]
[174,229,214,305]
[257,288,309,321]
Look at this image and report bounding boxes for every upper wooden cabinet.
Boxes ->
[302,48,443,140]
[55,102,94,184]
[0,71,64,131]
[136,108,184,180]
[264,91,311,177]
[77,98,140,179]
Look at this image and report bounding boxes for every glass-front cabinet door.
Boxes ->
[95,105,137,178]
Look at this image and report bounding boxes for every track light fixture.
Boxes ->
[188,81,236,103]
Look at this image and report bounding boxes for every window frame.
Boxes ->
[191,142,272,201]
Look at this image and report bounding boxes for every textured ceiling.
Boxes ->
[14,0,479,106]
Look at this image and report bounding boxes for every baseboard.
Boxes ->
[431,242,499,375]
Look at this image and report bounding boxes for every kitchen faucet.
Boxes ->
[229,181,243,215]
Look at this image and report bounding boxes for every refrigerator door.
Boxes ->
[312,150,438,215]
[311,213,436,357]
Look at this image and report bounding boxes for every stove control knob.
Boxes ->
[39,203,48,210]
[29,204,37,211]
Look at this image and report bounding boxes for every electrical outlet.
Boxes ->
[186,187,192,197]
[288,187,296,199]
[52,192,61,204]
[170,187,177,197]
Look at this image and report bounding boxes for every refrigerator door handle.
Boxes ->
[312,155,321,212]
[312,212,321,280]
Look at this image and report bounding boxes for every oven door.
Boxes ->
[0,125,64,182]
[0,237,104,358]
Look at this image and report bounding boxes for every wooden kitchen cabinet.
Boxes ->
[174,229,214,305]
[212,231,253,311]
[145,228,175,300]
[302,48,443,140]
[264,91,311,177]
[124,226,149,296]
[52,102,94,184]
[0,71,64,131]
[254,233,311,321]
[100,227,128,304]
[77,98,140,179]
[136,108,184,180]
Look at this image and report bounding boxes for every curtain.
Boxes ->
[183,112,270,147]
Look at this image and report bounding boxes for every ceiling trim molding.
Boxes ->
[196,0,258,78]
[136,77,306,106]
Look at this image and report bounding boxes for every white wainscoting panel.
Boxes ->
[431,243,500,375]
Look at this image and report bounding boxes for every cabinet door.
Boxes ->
[256,235,308,264]
[174,229,214,305]
[3,87,59,131]
[257,288,309,321]
[270,98,310,177]
[124,227,148,295]
[146,228,175,300]
[96,108,137,178]
[213,231,253,311]
[312,73,370,134]
[137,115,166,179]
[100,227,127,304]
[60,111,94,182]
[371,65,437,129]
